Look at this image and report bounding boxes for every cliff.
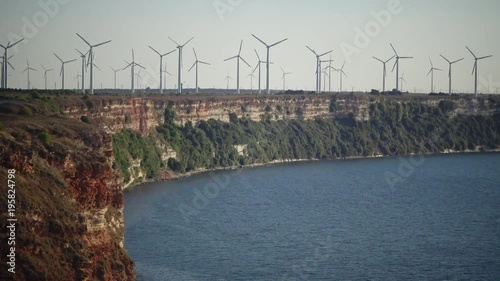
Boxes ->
[0,101,134,281]
[59,93,499,136]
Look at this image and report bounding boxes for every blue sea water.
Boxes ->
[124,153,500,280]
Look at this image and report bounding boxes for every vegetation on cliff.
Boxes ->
[112,98,500,177]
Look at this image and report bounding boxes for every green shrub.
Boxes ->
[38,131,52,144]
[0,122,4,131]
[19,106,33,116]
[124,113,132,124]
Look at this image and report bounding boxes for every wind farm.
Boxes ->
[1,2,500,281]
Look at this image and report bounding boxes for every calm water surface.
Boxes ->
[124,153,500,280]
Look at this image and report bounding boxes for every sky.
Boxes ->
[0,0,499,93]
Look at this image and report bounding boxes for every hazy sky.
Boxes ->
[1,0,499,93]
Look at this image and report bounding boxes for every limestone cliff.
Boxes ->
[0,102,134,281]
[59,94,499,136]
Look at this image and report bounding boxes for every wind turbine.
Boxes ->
[76,33,111,95]
[281,67,292,91]
[390,44,413,91]
[373,55,395,92]
[319,59,333,93]
[322,67,329,92]
[224,40,251,94]
[109,66,121,89]
[135,69,143,91]
[1,55,15,89]
[252,34,288,95]
[22,59,37,89]
[123,50,145,94]
[336,61,348,93]
[40,65,53,90]
[426,58,443,93]
[54,53,76,91]
[253,49,267,94]
[75,49,89,94]
[168,37,194,94]
[440,54,463,95]
[306,46,333,93]
[1,39,24,88]
[247,73,256,90]
[75,71,82,89]
[399,72,407,92]
[466,46,493,96]
[149,45,176,94]
[225,75,232,90]
[189,48,211,94]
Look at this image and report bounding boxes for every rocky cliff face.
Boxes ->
[59,94,499,136]
[0,104,134,281]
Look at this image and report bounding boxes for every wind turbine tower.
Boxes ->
[76,33,111,95]
[22,59,37,89]
[281,67,292,91]
[1,39,24,88]
[54,53,76,91]
[426,58,443,93]
[373,55,395,92]
[390,44,413,91]
[440,54,463,95]
[149,45,176,94]
[306,46,332,93]
[466,46,493,96]
[123,50,145,94]
[224,40,251,94]
[252,34,288,95]
[169,37,194,94]
[189,48,211,94]
[41,65,53,90]
[76,49,88,94]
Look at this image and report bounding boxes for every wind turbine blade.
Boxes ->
[132,49,135,62]
[54,53,63,62]
[373,56,384,63]
[391,60,397,72]
[252,63,259,74]
[451,58,464,64]
[193,48,198,60]
[240,57,251,68]
[94,64,101,71]
[66,59,77,64]
[306,46,318,56]
[254,49,261,61]
[435,68,443,71]
[199,61,210,65]
[135,63,145,69]
[165,49,176,56]
[319,50,333,57]
[168,37,180,46]
[149,46,161,56]
[224,56,238,62]
[188,62,196,72]
[440,54,450,64]
[341,61,346,69]
[8,38,24,49]
[400,57,413,59]
[251,34,267,47]
[269,38,288,47]
[342,71,348,78]
[75,48,84,56]
[41,64,46,71]
[427,68,432,77]
[60,66,63,76]
[281,67,284,73]
[76,33,91,47]
[385,55,395,63]
[238,40,243,56]
[429,57,433,67]
[109,66,115,72]
[182,37,194,47]
[390,43,399,56]
[465,46,476,58]
[472,62,477,75]
[478,55,493,60]
[93,40,111,48]
[22,68,28,74]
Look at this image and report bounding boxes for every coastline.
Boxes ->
[122,148,500,191]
